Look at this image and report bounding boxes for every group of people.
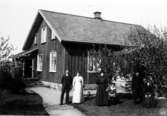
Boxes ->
[132,69,156,106]
[96,66,155,106]
[60,70,84,105]
[60,69,115,106]
[95,70,127,106]
[60,66,155,107]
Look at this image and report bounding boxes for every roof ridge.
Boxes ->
[39,9,141,27]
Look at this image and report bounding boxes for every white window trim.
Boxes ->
[34,34,37,44]
[87,51,96,73]
[87,51,101,73]
[41,26,47,43]
[37,54,43,72]
[51,30,56,40]
[49,51,57,72]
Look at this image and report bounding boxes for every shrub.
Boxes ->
[0,63,26,93]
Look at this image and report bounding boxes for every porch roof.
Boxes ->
[14,48,38,59]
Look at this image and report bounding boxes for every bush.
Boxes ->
[13,64,23,80]
[0,64,26,93]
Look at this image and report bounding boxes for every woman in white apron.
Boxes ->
[72,72,84,103]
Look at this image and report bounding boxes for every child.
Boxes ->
[106,83,117,105]
[143,76,156,108]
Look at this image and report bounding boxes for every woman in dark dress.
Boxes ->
[96,71,109,106]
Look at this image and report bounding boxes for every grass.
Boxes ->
[73,97,167,116]
[0,90,48,115]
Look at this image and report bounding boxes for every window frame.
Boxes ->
[49,51,57,72]
[41,26,47,43]
[37,54,43,72]
[51,30,56,40]
[87,51,101,73]
[34,34,37,45]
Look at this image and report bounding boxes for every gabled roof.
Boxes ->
[23,9,146,50]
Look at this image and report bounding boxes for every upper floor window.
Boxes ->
[37,54,43,71]
[51,30,56,40]
[34,34,37,44]
[41,26,47,43]
[87,51,101,73]
[49,51,57,72]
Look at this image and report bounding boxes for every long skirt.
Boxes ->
[96,84,108,106]
[72,83,83,103]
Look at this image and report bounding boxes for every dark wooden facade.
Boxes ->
[26,20,66,83]
[64,43,88,83]
[63,42,123,84]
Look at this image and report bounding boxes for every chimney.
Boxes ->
[94,11,102,19]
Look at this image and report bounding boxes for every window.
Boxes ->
[49,51,57,72]
[34,34,37,44]
[37,54,43,71]
[87,51,101,72]
[51,30,56,40]
[41,26,47,43]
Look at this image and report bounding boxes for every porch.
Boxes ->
[13,48,38,79]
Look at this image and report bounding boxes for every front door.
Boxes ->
[24,59,32,78]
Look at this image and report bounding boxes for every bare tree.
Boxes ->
[0,36,14,61]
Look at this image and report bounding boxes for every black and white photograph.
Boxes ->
[0,0,167,115]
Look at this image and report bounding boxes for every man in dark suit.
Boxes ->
[132,64,145,104]
[132,72,143,103]
[60,70,72,105]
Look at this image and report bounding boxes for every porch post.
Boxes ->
[32,59,34,78]
[22,60,25,78]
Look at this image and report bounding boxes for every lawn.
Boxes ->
[73,97,167,116]
[0,89,48,115]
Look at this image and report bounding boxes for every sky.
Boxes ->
[0,0,167,53]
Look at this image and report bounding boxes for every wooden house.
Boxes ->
[14,10,146,88]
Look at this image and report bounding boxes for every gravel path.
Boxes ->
[29,87,85,116]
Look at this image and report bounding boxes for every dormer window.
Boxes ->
[41,26,47,43]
